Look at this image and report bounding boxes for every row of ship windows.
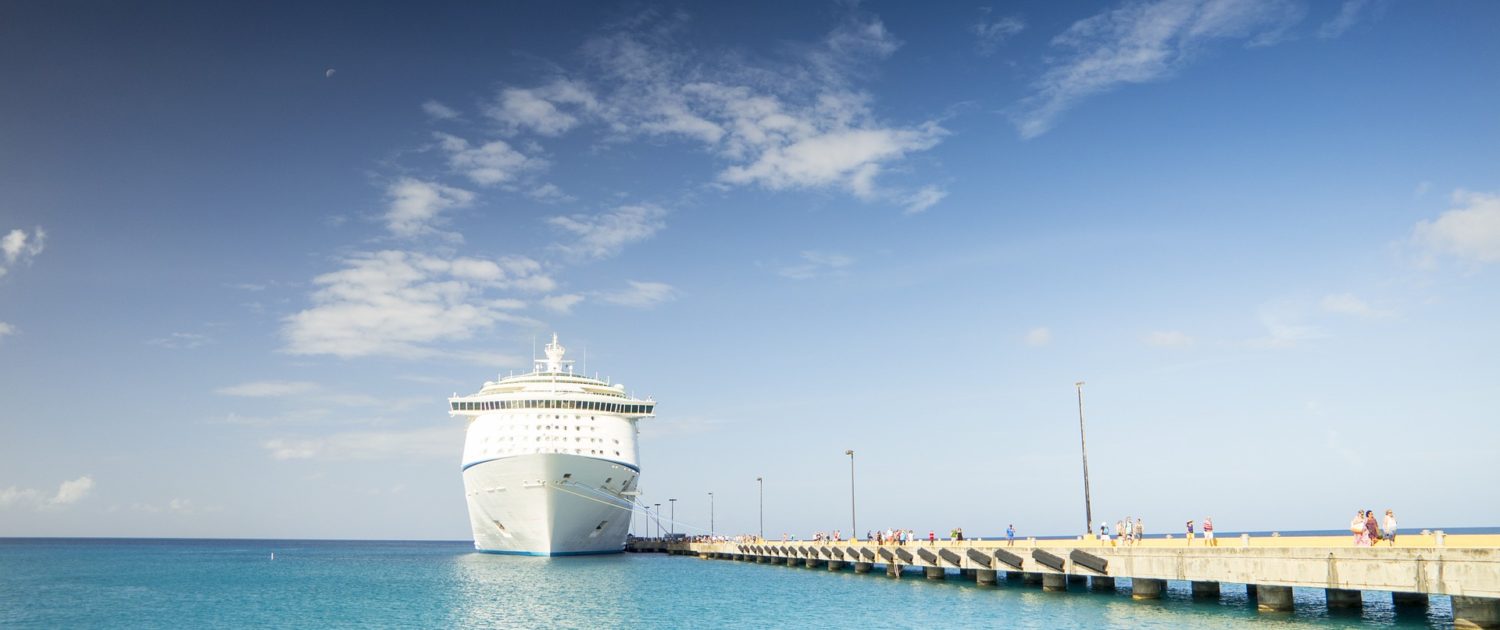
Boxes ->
[483,448,622,457]
[454,400,654,414]
[482,436,616,444]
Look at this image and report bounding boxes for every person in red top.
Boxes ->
[928,531,935,544]
[1204,517,1216,547]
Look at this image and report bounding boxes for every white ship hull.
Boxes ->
[463,453,639,555]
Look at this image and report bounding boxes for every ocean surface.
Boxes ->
[0,538,1460,629]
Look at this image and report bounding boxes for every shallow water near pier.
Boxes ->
[0,539,1458,628]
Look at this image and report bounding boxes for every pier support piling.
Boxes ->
[924,567,945,580]
[1023,572,1043,586]
[976,569,998,585]
[886,563,901,578]
[854,562,873,574]
[805,557,821,568]
[1453,596,1500,629]
[1326,588,1362,610]
[1091,576,1115,592]
[1392,592,1428,608]
[1192,581,1221,599]
[1043,574,1068,592]
[1256,585,1294,613]
[828,560,845,571]
[1067,574,1087,586]
[1132,578,1166,600]
[785,556,799,567]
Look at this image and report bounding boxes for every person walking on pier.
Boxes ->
[1383,510,1398,546]
[929,530,936,544]
[1006,524,1015,547]
[1204,517,1216,547]
[1365,510,1380,547]
[1352,510,1369,546]
[1185,519,1195,545]
[1134,518,1143,545]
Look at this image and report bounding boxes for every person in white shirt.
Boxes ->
[1383,510,1398,545]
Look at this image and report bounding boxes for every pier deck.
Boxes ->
[631,533,1500,628]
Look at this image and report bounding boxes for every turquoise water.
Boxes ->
[0,539,1456,628]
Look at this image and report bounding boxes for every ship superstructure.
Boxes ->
[449,335,655,555]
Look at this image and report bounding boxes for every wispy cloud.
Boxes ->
[1,226,46,278]
[0,321,15,343]
[902,185,948,215]
[540,293,585,314]
[147,332,213,349]
[0,475,94,511]
[548,203,667,260]
[216,380,320,397]
[384,178,474,240]
[1318,0,1381,39]
[281,250,548,362]
[421,99,459,120]
[777,251,854,280]
[973,9,1025,55]
[1413,189,1500,265]
[1320,292,1389,318]
[434,133,547,187]
[486,79,598,136]
[1250,300,1322,348]
[1024,326,1052,346]
[1013,0,1304,139]
[598,280,676,308]
[263,426,460,461]
[1144,330,1193,346]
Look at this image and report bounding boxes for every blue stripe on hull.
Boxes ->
[461,453,640,473]
[475,548,624,557]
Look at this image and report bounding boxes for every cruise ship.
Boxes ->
[448,335,655,555]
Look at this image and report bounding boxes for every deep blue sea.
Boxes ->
[0,538,1459,628]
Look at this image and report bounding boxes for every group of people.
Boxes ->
[1182,517,1215,546]
[1352,509,1398,546]
[1097,517,1146,545]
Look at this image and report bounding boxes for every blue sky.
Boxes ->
[2,0,1498,540]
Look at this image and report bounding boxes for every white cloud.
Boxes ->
[598,281,676,309]
[282,250,549,361]
[1413,190,1500,264]
[147,332,213,349]
[263,426,461,461]
[540,294,585,314]
[421,100,460,120]
[0,476,94,510]
[490,13,945,209]
[1144,330,1193,346]
[216,380,320,397]
[1251,301,1322,348]
[384,178,474,239]
[1013,0,1304,139]
[486,79,598,136]
[973,10,1025,55]
[903,186,948,215]
[777,251,854,280]
[434,133,547,187]
[1318,0,1377,39]
[527,183,574,204]
[548,203,667,260]
[1024,327,1052,346]
[1,226,46,277]
[0,321,14,342]
[1320,293,1388,318]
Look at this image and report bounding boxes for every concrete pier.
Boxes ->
[1042,574,1067,592]
[1454,596,1500,629]
[639,534,1500,628]
[1326,588,1361,610]
[1256,585,1294,612]
[1132,578,1165,600]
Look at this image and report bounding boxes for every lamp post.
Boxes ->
[654,503,662,538]
[1075,381,1094,536]
[708,492,715,538]
[845,449,857,537]
[756,477,764,540]
[669,498,676,537]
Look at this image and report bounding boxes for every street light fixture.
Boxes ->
[1076,381,1094,537]
[654,503,662,538]
[669,498,676,537]
[756,477,764,540]
[845,450,856,538]
[708,492,715,538]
